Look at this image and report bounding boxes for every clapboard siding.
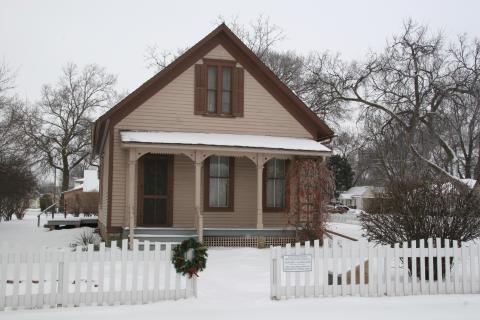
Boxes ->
[98,132,110,228]
[172,154,195,227]
[203,44,235,60]
[109,44,311,228]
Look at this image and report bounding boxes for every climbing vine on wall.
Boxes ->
[286,158,335,242]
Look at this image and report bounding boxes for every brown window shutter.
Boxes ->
[232,67,244,117]
[194,64,207,114]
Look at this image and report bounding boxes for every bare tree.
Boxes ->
[217,14,285,60]
[308,19,480,187]
[23,63,117,207]
[0,62,37,221]
[144,45,188,73]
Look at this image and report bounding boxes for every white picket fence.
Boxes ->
[0,239,196,310]
[270,238,480,299]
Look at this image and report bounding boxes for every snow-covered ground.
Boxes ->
[2,210,480,319]
[0,209,95,248]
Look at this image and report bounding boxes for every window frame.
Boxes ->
[263,159,288,212]
[203,59,236,116]
[204,156,235,212]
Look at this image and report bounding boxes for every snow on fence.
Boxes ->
[270,238,480,299]
[0,239,196,311]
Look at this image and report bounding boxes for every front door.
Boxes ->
[137,154,173,226]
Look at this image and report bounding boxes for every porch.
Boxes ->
[120,131,330,246]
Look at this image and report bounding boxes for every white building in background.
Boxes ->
[338,186,384,210]
[70,170,99,192]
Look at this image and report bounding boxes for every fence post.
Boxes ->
[270,246,276,300]
[402,242,408,296]
[444,239,452,294]
[37,246,46,308]
[294,242,301,298]
[57,251,64,307]
[153,242,161,301]
[0,243,7,311]
[469,244,476,294]
[313,240,320,297]
[304,241,311,297]
[121,239,128,304]
[359,240,365,297]
[419,239,426,294]
[322,238,329,297]
[427,238,435,294]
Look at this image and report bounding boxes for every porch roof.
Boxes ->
[120,131,331,153]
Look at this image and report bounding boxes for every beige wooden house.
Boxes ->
[92,24,334,247]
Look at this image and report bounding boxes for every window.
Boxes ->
[265,159,286,210]
[205,156,234,210]
[207,66,217,113]
[206,64,232,114]
[221,67,232,113]
[195,60,244,116]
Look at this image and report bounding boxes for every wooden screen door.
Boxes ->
[137,154,173,226]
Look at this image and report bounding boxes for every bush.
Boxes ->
[64,191,99,216]
[360,172,480,280]
[70,229,101,251]
[39,193,54,212]
[0,155,36,221]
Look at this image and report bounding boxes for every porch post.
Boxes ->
[194,154,204,242]
[128,148,136,249]
[256,157,264,229]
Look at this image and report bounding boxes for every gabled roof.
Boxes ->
[92,23,334,154]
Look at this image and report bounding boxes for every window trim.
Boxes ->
[263,159,288,212]
[203,59,236,116]
[204,156,235,212]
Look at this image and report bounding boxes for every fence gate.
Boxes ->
[270,238,480,299]
[0,239,196,310]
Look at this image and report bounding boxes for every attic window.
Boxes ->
[206,65,232,114]
[195,59,244,117]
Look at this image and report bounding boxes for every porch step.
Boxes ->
[135,234,198,243]
[123,227,197,236]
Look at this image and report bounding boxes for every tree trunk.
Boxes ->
[60,155,70,214]
[474,143,480,194]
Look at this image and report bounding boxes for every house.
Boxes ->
[338,186,384,210]
[92,24,334,247]
[63,170,100,215]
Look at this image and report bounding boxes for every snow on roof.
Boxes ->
[120,131,331,153]
[339,186,384,199]
[460,179,477,189]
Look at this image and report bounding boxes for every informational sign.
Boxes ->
[282,254,312,272]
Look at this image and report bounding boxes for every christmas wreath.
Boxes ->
[171,238,208,278]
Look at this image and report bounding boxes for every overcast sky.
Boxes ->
[1,0,479,103]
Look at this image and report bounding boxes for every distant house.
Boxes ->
[91,24,334,246]
[63,170,99,215]
[338,186,384,210]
